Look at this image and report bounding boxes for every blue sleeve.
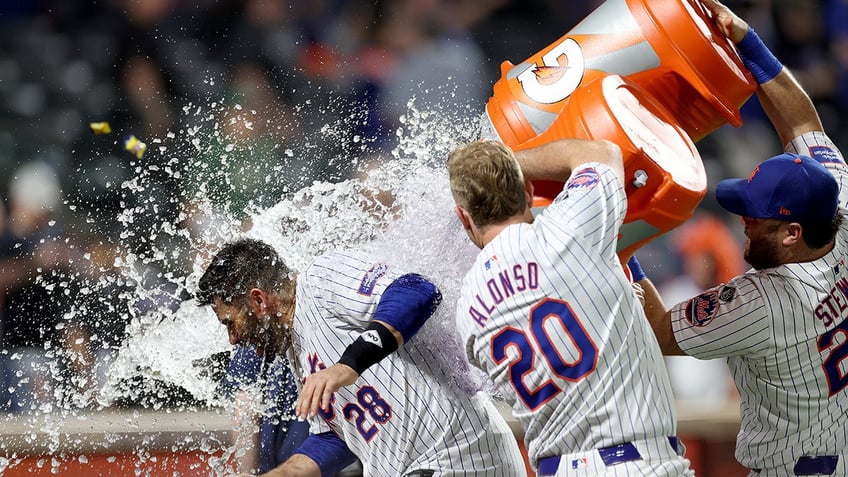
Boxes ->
[261,416,310,472]
[219,345,262,398]
[373,273,442,342]
[259,359,309,472]
[627,255,646,282]
[293,431,359,477]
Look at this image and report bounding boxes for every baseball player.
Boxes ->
[639,1,848,475]
[197,239,526,476]
[447,138,693,476]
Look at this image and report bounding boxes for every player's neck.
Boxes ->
[786,239,834,265]
[479,211,533,248]
[267,280,297,354]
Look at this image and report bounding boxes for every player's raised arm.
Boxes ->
[754,66,823,146]
[514,138,624,184]
[295,274,442,420]
[702,0,823,144]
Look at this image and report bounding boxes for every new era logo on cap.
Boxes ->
[716,153,838,223]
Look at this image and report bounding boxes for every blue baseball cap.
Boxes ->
[716,153,838,223]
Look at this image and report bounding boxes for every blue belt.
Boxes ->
[537,437,683,474]
[795,456,839,475]
[753,455,839,476]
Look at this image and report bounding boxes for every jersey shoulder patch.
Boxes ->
[684,291,720,327]
[718,285,736,302]
[358,263,388,296]
[565,167,600,191]
[808,145,843,164]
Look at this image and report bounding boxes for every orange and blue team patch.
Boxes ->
[685,291,719,327]
[808,145,843,164]
[358,263,387,296]
[566,167,599,191]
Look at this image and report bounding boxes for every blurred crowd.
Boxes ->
[0,0,846,414]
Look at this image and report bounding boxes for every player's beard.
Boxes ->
[258,318,294,363]
[271,328,292,358]
[250,316,275,360]
[745,235,782,270]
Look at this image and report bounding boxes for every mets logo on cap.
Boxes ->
[685,291,719,327]
[566,167,599,191]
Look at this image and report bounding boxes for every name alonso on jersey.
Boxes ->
[466,262,539,327]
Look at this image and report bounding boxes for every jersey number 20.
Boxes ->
[491,298,599,411]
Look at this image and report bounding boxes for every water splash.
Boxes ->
[127,94,486,400]
[6,80,489,474]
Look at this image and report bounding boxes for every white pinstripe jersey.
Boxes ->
[455,164,680,470]
[289,250,526,477]
[670,131,848,471]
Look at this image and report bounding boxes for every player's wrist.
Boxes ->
[627,255,647,282]
[332,363,360,385]
[336,321,399,375]
[736,27,783,84]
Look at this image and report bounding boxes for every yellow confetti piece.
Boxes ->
[89,122,112,134]
[124,135,147,159]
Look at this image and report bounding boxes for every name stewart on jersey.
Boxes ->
[815,275,848,327]
[467,262,539,327]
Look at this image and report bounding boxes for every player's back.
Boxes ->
[455,164,678,469]
[292,250,526,476]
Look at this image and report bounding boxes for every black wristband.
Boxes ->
[337,321,399,375]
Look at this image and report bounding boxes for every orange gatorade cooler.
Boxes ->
[515,74,707,262]
[485,0,757,146]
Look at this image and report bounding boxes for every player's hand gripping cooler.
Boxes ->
[515,74,706,263]
[484,0,758,260]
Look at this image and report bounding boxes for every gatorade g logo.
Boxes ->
[518,38,586,104]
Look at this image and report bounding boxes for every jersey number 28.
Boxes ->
[491,298,599,411]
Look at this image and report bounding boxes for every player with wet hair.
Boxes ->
[197,239,526,476]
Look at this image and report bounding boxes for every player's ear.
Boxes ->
[783,222,802,246]
[455,205,473,232]
[524,179,535,209]
[247,288,266,314]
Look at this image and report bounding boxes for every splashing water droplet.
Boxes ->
[4,69,489,476]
